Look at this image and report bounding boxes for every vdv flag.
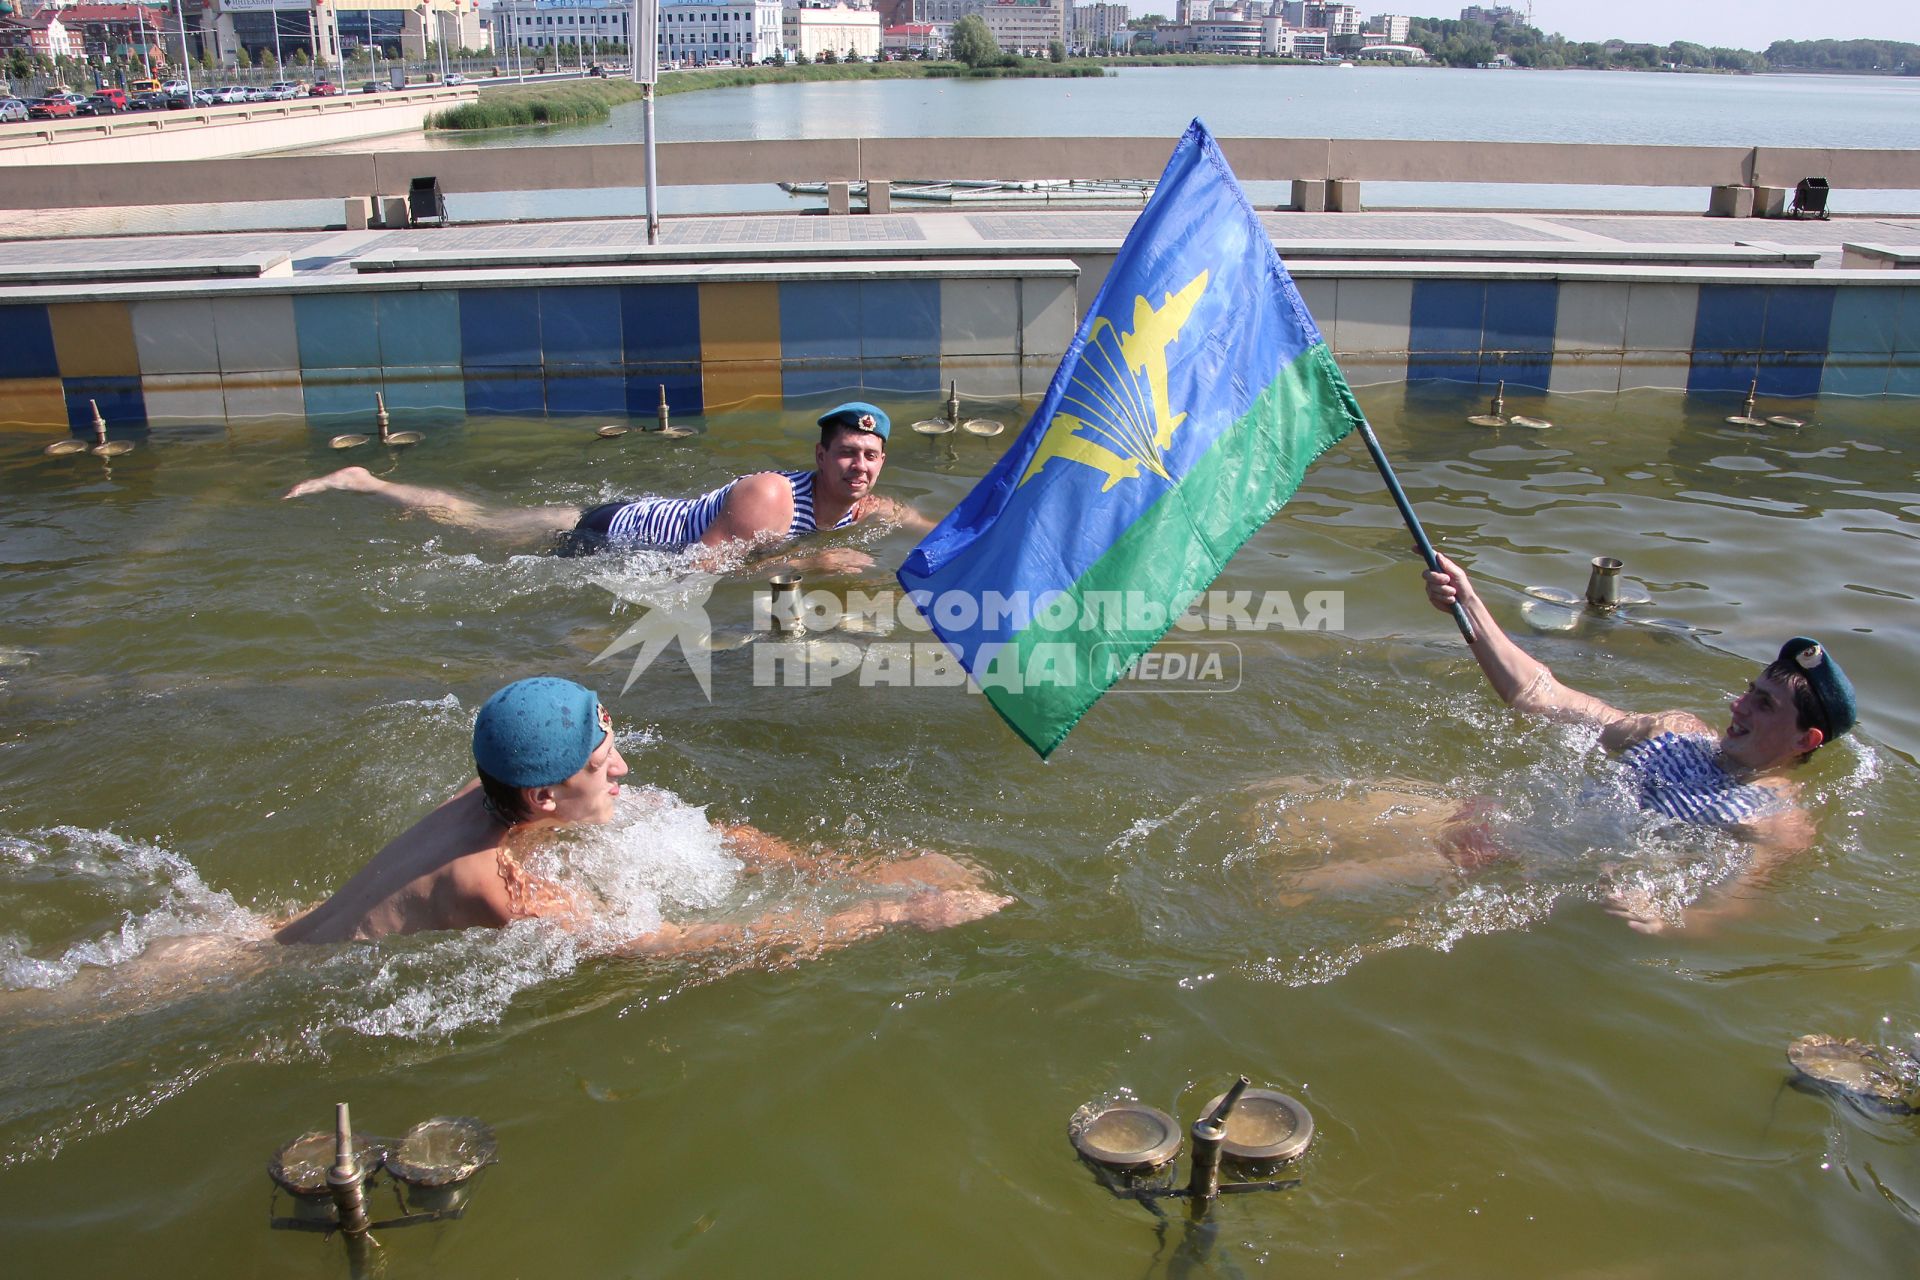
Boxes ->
[897,120,1364,758]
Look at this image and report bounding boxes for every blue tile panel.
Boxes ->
[540,285,623,367]
[1407,281,1557,389]
[459,289,542,368]
[464,365,544,417]
[622,283,701,363]
[0,304,60,379]
[294,293,380,370]
[621,283,703,416]
[1688,285,1837,399]
[62,376,146,433]
[378,292,462,369]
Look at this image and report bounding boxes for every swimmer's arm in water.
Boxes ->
[1605,800,1814,935]
[718,822,832,873]
[281,467,579,544]
[857,494,937,535]
[1425,552,1632,729]
[615,880,1011,962]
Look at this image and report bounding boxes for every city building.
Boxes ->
[1371,12,1407,43]
[977,0,1060,54]
[29,2,163,63]
[1459,4,1522,25]
[1068,1,1124,53]
[881,20,939,55]
[781,1,879,61]
[489,0,627,60]
[12,6,73,57]
[656,0,782,64]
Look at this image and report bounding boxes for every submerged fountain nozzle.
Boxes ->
[657,384,671,432]
[1071,1077,1310,1223]
[1467,380,1508,428]
[377,392,425,447]
[1184,1075,1248,1205]
[326,1102,373,1239]
[1585,556,1623,609]
[946,380,961,427]
[768,572,806,638]
[1727,378,1767,427]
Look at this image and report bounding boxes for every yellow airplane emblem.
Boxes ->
[1019,270,1209,492]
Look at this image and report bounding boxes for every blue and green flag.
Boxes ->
[897,119,1363,758]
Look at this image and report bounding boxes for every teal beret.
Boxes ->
[817,401,889,441]
[1777,637,1857,740]
[472,677,608,788]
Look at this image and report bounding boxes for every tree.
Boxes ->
[293,48,310,68]
[949,14,999,69]
[1048,39,1065,63]
[235,44,251,70]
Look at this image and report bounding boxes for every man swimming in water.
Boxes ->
[282,402,930,572]
[1421,551,1857,932]
[274,676,1009,955]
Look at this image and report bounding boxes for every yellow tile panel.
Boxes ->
[49,302,139,378]
[701,360,783,414]
[0,378,69,431]
[698,282,781,363]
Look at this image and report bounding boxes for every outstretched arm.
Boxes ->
[1424,552,1633,731]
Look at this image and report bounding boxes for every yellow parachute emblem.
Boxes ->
[1018,270,1209,492]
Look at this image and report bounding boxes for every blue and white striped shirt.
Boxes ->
[600,470,856,551]
[1620,732,1786,827]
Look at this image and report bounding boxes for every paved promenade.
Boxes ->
[2,207,1918,286]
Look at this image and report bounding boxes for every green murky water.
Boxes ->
[1,386,1916,1276]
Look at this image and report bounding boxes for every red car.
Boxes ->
[309,80,341,97]
[27,97,78,120]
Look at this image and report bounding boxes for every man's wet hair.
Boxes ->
[1761,659,1827,740]
[478,766,537,825]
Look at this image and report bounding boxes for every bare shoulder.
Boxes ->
[1600,709,1714,751]
[709,471,796,540]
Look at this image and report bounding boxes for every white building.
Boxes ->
[782,2,880,60]
[660,0,782,64]
[490,0,628,56]
[977,0,1061,53]
[1371,12,1408,42]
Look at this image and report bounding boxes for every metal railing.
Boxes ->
[0,135,1914,211]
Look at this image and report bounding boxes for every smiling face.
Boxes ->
[1721,671,1824,773]
[814,427,886,505]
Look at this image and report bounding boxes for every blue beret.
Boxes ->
[1776,637,1856,740]
[472,677,609,788]
[817,401,889,441]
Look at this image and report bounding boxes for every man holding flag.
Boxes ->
[899,120,1371,758]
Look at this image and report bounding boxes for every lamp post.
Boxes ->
[174,0,193,93]
[631,0,657,243]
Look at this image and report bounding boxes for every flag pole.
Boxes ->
[1352,418,1477,645]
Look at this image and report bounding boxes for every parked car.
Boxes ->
[27,97,78,120]
[443,72,467,85]
[358,81,382,94]
[244,84,270,102]
[127,78,162,96]
[93,86,128,110]
[0,98,27,123]
[166,87,214,109]
[88,94,126,114]
[159,79,188,95]
[211,85,248,104]
[308,80,341,97]
[57,92,98,115]
[266,81,303,99]
[128,91,169,111]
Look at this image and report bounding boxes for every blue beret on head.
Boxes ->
[817,401,889,441]
[472,677,609,788]
[1776,637,1857,741]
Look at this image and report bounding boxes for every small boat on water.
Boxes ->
[778,178,1155,206]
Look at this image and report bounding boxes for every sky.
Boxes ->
[1466,2,1915,49]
